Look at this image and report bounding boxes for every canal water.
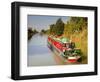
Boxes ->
[28,33,57,66]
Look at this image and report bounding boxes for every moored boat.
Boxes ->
[47,35,82,63]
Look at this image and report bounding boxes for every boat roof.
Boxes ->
[49,36,70,43]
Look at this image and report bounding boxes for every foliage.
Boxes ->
[63,17,88,64]
[41,29,46,33]
[49,18,64,35]
[28,28,38,40]
[55,18,64,35]
[64,17,87,35]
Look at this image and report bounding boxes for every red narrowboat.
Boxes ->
[47,36,82,63]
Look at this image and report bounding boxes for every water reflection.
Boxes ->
[28,33,56,66]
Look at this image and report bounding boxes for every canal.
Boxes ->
[28,33,57,66]
[28,33,82,67]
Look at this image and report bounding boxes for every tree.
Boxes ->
[49,24,55,35]
[69,17,88,32]
[49,18,65,36]
[28,28,38,40]
[41,29,46,33]
[64,17,88,35]
[55,18,64,35]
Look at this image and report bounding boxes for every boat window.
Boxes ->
[63,43,66,47]
[66,44,69,48]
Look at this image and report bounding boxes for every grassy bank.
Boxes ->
[63,28,88,64]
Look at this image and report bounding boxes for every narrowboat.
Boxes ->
[47,35,82,63]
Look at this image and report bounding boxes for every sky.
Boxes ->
[28,15,70,32]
